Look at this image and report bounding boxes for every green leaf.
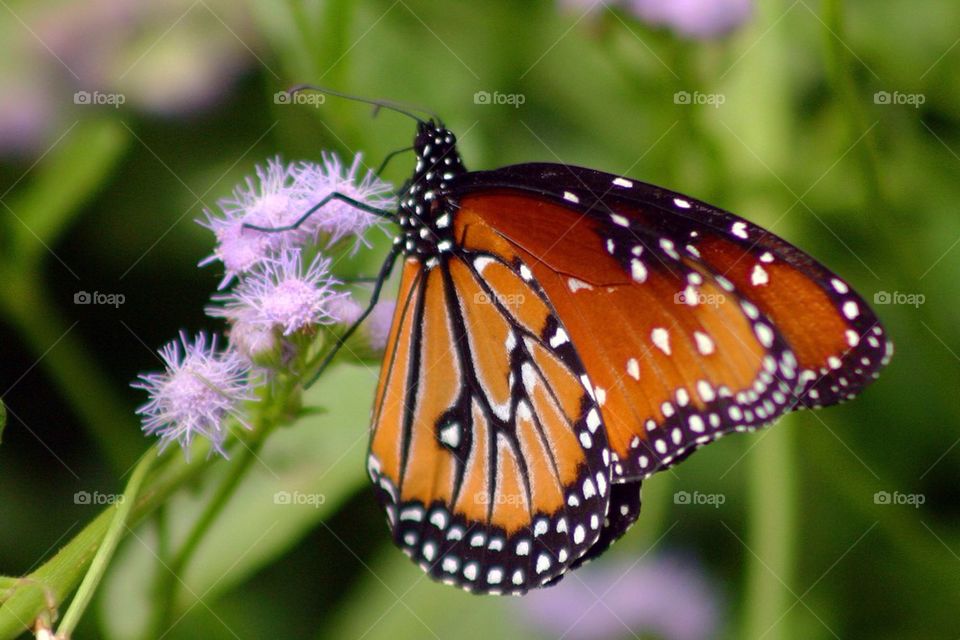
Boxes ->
[0,399,5,446]
[99,363,376,638]
[6,119,128,265]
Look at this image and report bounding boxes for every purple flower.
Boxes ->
[327,294,365,326]
[207,249,346,336]
[628,0,753,39]
[225,308,281,363]
[365,299,397,351]
[518,553,722,640]
[133,332,255,458]
[292,152,395,249]
[200,157,306,287]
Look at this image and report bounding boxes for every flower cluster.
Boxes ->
[134,152,396,458]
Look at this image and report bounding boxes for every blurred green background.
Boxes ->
[0,0,958,638]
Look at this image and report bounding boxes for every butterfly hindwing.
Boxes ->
[368,249,613,593]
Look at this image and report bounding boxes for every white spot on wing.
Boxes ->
[751,264,769,286]
[694,331,715,355]
[651,327,671,355]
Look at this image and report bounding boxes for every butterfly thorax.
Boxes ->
[396,121,466,264]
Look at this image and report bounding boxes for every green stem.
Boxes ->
[820,0,886,213]
[56,449,156,637]
[0,444,215,639]
[151,437,266,635]
[742,419,797,640]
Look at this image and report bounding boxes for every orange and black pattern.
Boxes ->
[363,121,891,594]
[368,249,611,594]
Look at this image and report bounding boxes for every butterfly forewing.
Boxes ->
[452,164,888,479]
[368,249,613,593]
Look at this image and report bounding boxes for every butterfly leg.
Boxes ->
[304,243,402,387]
[376,145,415,175]
[243,192,396,234]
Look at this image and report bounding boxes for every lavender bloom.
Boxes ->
[292,152,396,249]
[200,157,306,287]
[327,294,365,326]
[207,249,346,336]
[133,332,255,458]
[518,554,721,640]
[365,299,397,351]
[628,0,753,39]
[225,308,281,363]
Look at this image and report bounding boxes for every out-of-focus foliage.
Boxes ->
[0,0,957,638]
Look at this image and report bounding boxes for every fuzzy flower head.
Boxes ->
[292,152,396,249]
[364,299,397,351]
[133,332,255,458]
[200,157,307,287]
[208,249,347,337]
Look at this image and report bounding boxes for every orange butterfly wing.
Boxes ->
[368,250,612,594]
[452,165,890,480]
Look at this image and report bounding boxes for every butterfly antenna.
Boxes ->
[287,84,440,125]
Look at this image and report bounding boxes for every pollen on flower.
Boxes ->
[132,332,256,458]
[292,152,396,249]
[208,249,347,336]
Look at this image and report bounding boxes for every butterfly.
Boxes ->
[297,92,892,595]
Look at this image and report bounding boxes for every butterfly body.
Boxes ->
[364,119,892,595]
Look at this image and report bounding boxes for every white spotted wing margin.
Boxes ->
[367,250,617,594]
